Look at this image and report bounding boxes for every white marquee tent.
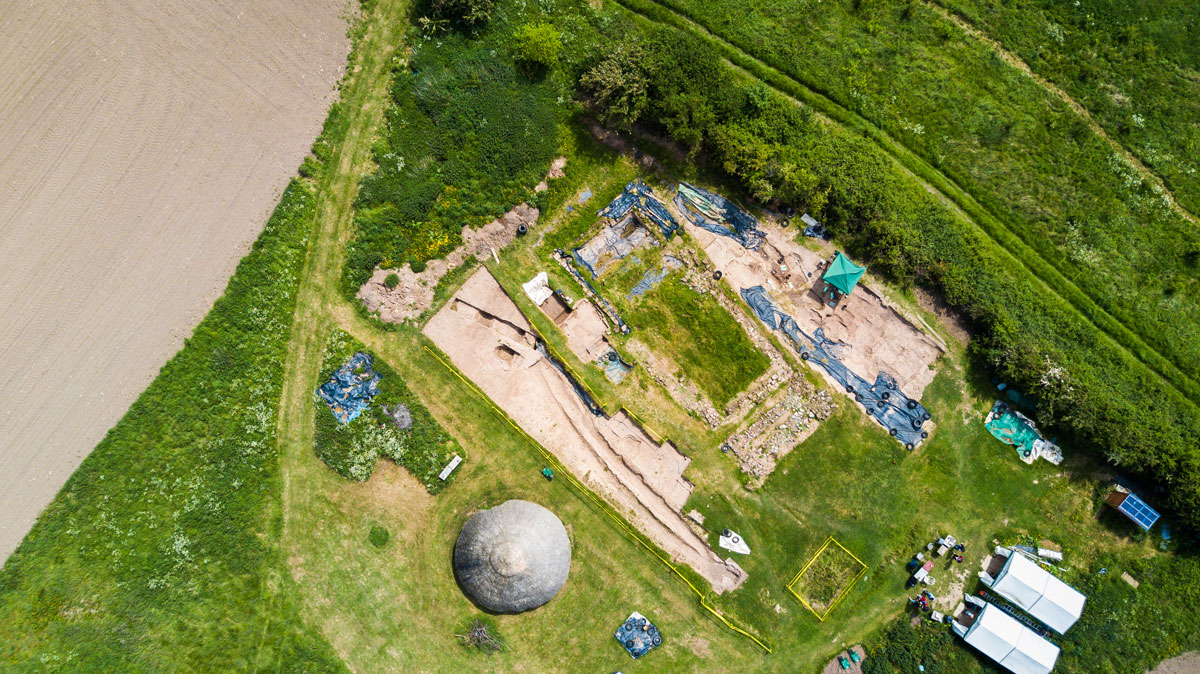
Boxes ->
[990,552,1086,633]
[963,602,1060,674]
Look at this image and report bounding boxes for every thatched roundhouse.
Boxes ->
[453,500,571,613]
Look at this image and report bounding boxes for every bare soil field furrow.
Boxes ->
[0,0,351,563]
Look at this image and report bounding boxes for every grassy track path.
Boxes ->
[614,0,1200,410]
[924,0,1200,230]
[276,0,405,546]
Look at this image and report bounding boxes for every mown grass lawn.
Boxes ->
[621,272,769,407]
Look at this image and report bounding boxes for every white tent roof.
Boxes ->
[964,603,1060,674]
[993,553,1085,633]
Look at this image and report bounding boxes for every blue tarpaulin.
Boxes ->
[628,255,684,298]
[614,612,662,659]
[597,180,679,238]
[574,181,679,278]
[800,213,828,239]
[537,341,604,417]
[597,347,634,384]
[674,183,765,250]
[317,352,381,423]
[740,286,930,448]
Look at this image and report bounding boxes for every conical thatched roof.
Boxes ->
[453,500,571,613]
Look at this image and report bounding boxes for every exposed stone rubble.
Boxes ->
[724,377,837,484]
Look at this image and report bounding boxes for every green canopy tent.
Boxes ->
[822,252,866,297]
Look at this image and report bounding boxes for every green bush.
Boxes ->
[368,524,391,548]
[514,22,562,67]
[384,272,400,289]
[579,43,649,131]
[428,0,496,28]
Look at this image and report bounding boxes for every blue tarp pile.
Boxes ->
[573,224,657,277]
[741,286,931,448]
[614,612,662,659]
[628,255,684,298]
[317,352,382,423]
[674,182,765,250]
[800,213,828,239]
[575,181,679,278]
[598,180,679,238]
[597,347,634,384]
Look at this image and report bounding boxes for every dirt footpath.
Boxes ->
[692,222,943,399]
[0,0,349,563]
[1149,652,1200,674]
[424,269,746,593]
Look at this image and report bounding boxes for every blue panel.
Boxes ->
[1118,493,1160,530]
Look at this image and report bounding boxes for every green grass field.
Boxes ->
[3,0,1200,672]
[622,273,769,407]
[788,538,867,619]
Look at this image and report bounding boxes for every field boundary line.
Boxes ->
[613,0,1200,410]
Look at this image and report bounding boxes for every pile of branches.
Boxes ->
[456,619,504,654]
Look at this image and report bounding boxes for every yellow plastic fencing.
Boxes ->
[786,536,868,622]
[423,344,772,654]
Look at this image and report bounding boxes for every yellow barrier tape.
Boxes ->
[423,344,772,654]
[786,536,868,622]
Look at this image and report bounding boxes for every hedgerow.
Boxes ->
[312,330,462,493]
